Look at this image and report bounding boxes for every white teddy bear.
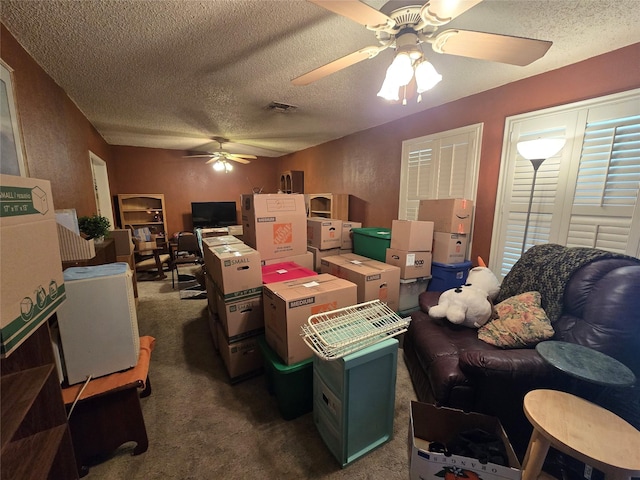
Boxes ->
[428,261,500,328]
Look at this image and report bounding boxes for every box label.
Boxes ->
[366,274,381,281]
[273,223,293,245]
[289,296,315,308]
[0,185,49,216]
[258,216,276,223]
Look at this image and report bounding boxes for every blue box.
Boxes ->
[426,260,472,291]
[257,335,313,420]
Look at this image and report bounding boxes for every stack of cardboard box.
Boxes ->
[241,193,314,269]
[418,199,473,264]
[306,217,342,272]
[418,199,474,291]
[385,220,434,315]
[202,239,264,382]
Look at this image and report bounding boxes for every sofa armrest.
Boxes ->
[459,348,554,381]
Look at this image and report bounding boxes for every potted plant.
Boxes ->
[78,214,111,242]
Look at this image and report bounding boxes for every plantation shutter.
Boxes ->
[491,90,640,278]
[564,105,640,253]
[399,124,481,221]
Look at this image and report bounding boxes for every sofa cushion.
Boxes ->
[478,291,554,348]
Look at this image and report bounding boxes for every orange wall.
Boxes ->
[277,43,640,263]
[3,21,638,262]
[108,146,279,236]
[1,25,112,218]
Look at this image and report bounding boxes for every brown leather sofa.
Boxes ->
[403,244,640,457]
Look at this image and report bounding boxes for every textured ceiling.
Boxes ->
[2,0,639,157]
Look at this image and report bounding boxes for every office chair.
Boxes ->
[172,232,203,288]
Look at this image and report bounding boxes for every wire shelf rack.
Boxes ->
[300,300,410,360]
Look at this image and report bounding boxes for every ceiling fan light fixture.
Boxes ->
[387,52,414,87]
[415,59,442,93]
[213,160,225,172]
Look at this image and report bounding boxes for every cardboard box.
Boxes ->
[203,243,262,301]
[241,193,307,260]
[385,248,432,279]
[409,401,521,480]
[320,253,401,312]
[432,232,468,264]
[261,251,314,271]
[216,324,263,382]
[307,217,342,250]
[390,220,434,251]
[205,272,217,314]
[207,305,219,351]
[262,261,317,284]
[418,199,474,234]
[215,290,264,342]
[1,175,67,357]
[202,234,243,248]
[307,245,341,272]
[340,221,362,250]
[263,274,357,365]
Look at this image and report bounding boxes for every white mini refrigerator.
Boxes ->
[56,262,139,385]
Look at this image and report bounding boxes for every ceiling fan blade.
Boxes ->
[227,157,251,165]
[309,0,395,31]
[227,153,256,161]
[183,154,215,158]
[431,29,552,66]
[420,0,482,26]
[292,46,383,86]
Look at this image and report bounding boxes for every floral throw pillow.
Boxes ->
[478,291,554,348]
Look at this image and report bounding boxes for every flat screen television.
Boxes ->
[191,201,237,228]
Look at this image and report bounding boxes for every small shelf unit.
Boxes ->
[117,194,168,239]
[280,170,304,194]
[1,321,79,479]
[305,193,349,220]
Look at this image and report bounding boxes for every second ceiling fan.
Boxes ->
[184,137,257,172]
[293,0,553,101]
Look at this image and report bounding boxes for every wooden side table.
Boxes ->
[62,336,155,477]
[521,389,640,480]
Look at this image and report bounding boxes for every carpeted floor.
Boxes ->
[85,267,418,479]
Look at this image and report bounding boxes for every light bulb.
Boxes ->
[225,162,233,172]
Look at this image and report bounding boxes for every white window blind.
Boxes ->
[399,124,481,221]
[491,89,640,278]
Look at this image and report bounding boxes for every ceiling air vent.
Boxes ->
[265,101,298,113]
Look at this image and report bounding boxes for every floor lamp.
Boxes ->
[516,138,566,255]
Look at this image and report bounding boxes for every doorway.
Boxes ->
[89,152,115,229]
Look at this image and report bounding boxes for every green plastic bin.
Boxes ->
[352,227,391,262]
[257,336,313,420]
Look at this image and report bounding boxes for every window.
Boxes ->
[398,124,482,221]
[490,89,640,278]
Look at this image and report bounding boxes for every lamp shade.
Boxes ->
[387,52,414,87]
[517,138,566,160]
[377,68,400,101]
[415,60,442,93]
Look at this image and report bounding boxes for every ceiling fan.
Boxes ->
[183,137,257,172]
[292,0,552,100]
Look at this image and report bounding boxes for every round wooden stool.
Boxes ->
[522,389,640,480]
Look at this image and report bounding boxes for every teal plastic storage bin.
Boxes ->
[427,260,472,291]
[351,227,391,262]
[313,337,398,467]
[257,336,313,420]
